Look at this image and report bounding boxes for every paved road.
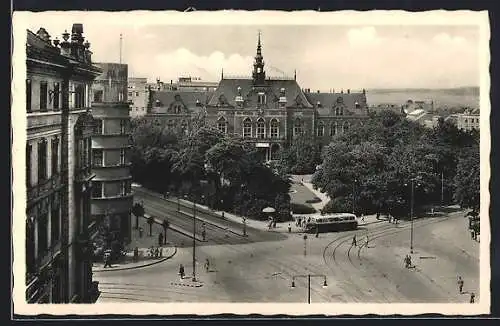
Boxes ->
[95,209,479,303]
[133,187,287,248]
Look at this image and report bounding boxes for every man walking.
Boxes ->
[103,249,112,268]
[179,264,185,279]
[470,292,475,303]
[458,276,464,294]
[352,235,357,247]
[158,232,164,247]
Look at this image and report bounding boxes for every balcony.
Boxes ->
[27,174,63,204]
[36,241,62,271]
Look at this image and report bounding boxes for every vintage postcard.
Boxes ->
[12,10,490,316]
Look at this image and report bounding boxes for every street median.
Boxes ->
[143,213,207,242]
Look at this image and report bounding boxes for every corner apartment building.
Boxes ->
[91,63,133,244]
[26,24,101,303]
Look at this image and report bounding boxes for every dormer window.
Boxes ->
[355,102,360,109]
[258,92,266,105]
[317,101,322,108]
[155,100,161,107]
[196,99,201,107]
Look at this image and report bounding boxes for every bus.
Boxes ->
[298,213,358,233]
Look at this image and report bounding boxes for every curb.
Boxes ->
[92,246,178,273]
[170,281,204,288]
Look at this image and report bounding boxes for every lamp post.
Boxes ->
[291,274,328,304]
[352,179,358,215]
[303,235,308,256]
[405,177,421,254]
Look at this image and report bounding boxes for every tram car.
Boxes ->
[302,213,358,233]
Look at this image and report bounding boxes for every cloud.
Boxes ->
[432,33,467,46]
[130,48,254,81]
[346,27,382,47]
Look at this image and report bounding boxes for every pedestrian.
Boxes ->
[133,247,139,262]
[179,264,185,279]
[315,226,319,238]
[352,235,357,247]
[376,212,380,220]
[103,250,112,268]
[457,276,464,293]
[470,229,475,240]
[205,258,210,272]
[158,232,164,247]
[361,213,365,223]
[288,223,292,233]
[365,234,369,247]
[470,292,475,303]
[159,247,163,258]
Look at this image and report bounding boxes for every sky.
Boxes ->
[20,12,481,91]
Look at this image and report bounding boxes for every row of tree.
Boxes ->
[311,110,480,218]
[129,116,292,220]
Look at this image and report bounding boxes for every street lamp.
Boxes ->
[290,274,328,304]
[303,235,308,256]
[404,177,421,254]
[352,179,358,215]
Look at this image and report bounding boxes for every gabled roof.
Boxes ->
[207,78,313,108]
[150,90,213,114]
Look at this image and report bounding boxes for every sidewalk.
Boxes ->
[92,217,177,273]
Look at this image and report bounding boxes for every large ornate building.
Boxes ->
[26,24,101,303]
[144,33,369,160]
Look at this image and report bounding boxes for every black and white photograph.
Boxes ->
[12,10,490,316]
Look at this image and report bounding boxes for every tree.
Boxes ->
[131,202,145,229]
[147,215,154,236]
[454,146,480,210]
[279,133,321,174]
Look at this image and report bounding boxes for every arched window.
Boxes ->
[243,118,252,138]
[293,118,303,137]
[330,122,338,136]
[343,121,349,133]
[317,121,325,137]
[256,118,266,139]
[270,118,279,138]
[217,117,227,134]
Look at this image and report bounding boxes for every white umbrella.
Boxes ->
[262,207,276,213]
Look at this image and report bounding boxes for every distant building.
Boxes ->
[26,24,101,303]
[128,77,148,118]
[91,63,133,245]
[456,108,480,131]
[144,33,369,161]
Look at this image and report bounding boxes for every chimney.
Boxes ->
[347,89,350,94]
[317,90,320,93]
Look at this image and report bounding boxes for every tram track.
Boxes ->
[323,212,460,302]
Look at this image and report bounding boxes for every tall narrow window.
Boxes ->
[37,212,48,258]
[37,139,48,181]
[53,82,60,110]
[257,118,266,139]
[91,181,103,198]
[26,143,32,188]
[330,122,337,136]
[74,84,85,108]
[217,117,227,134]
[93,119,103,135]
[243,118,252,138]
[26,79,32,113]
[92,149,103,167]
[317,122,325,137]
[270,119,279,138]
[120,119,127,134]
[293,118,303,137]
[40,82,48,112]
[50,194,60,243]
[258,92,266,105]
[120,149,126,165]
[51,137,59,175]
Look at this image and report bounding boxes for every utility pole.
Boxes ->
[192,198,197,282]
[410,179,414,254]
[119,33,122,64]
[441,171,444,206]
